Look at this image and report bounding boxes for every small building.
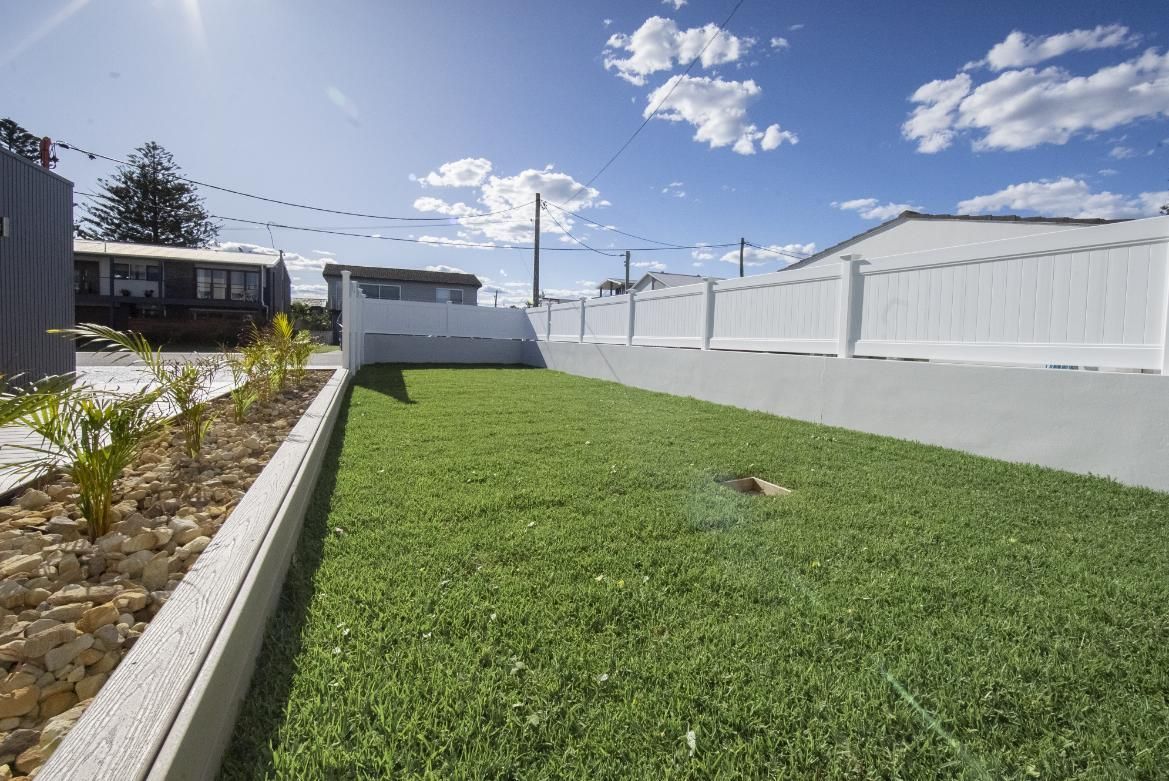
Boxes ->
[323,263,481,309]
[631,271,724,292]
[73,240,291,343]
[0,147,75,381]
[784,211,1122,270]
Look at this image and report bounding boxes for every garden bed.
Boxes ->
[0,370,328,776]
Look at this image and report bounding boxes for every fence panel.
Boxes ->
[855,218,1169,370]
[526,307,548,340]
[631,284,705,348]
[549,302,582,342]
[710,266,841,354]
[359,298,531,340]
[584,297,629,344]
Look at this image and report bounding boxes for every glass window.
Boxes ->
[230,270,260,302]
[436,288,463,304]
[357,283,401,300]
[197,268,228,300]
[113,262,160,280]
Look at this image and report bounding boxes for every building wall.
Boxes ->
[326,276,479,309]
[0,149,75,381]
[797,219,1099,268]
[523,341,1169,494]
[363,333,525,364]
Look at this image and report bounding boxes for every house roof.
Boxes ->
[639,271,725,287]
[783,211,1127,270]
[74,239,284,267]
[321,262,481,288]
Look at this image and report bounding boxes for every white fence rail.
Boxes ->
[340,217,1169,373]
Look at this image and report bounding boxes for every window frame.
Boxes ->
[436,288,464,304]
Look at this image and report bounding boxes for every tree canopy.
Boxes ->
[78,141,218,248]
[0,118,40,160]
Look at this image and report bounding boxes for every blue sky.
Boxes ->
[4,0,1168,305]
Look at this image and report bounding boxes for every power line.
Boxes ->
[555,0,748,209]
[744,240,811,261]
[540,202,619,257]
[545,201,695,249]
[58,141,534,222]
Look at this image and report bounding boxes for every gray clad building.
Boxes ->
[0,147,75,381]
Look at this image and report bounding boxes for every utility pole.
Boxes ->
[532,193,541,306]
[739,237,746,278]
[624,250,631,292]
[494,290,499,308]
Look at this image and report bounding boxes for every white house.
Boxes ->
[785,211,1120,270]
[630,271,724,291]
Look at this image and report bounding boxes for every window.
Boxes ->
[358,283,401,300]
[436,288,463,304]
[230,270,260,302]
[113,262,160,281]
[196,268,228,300]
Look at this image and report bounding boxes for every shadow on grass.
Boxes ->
[354,362,539,406]
[217,386,353,780]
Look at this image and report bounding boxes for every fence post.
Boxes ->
[626,292,636,347]
[1160,265,1169,374]
[700,278,715,350]
[579,298,587,343]
[545,302,552,342]
[836,255,861,358]
[340,270,352,371]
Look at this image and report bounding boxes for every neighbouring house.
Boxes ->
[784,211,1122,270]
[73,240,291,342]
[323,263,482,308]
[631,271,724,292]
[0,147,75,381]
[597,278,630,297]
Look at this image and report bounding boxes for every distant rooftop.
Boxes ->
[322,262,481,288]
[74,239,284,267]
[784,211,1127,270]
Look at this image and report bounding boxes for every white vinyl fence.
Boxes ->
[523,217,1169,373]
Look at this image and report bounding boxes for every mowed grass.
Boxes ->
[222,365,1169,780]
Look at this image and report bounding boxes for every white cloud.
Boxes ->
[603,16,752,86]
[632,260,668,272]
[645,75,795,154]
[415,235,496,250]
[904,47,1169,153]
[661,181,686,198]
[311,249,335,257]
[833,197,921,221]
[423,264,469,273]
[213,242,326,272]
[603,18,613,27]
[1109,145,1137,159]
[662,0,686,8]
[413,160,602,244]
[956,177,1169,219]
[1098,167,1119,176]
[292,282,327,297]
[691,248,715,261]
[789,24,804,31]
[413,196,480,217]
[769,37,789,50]
[719,242,815,267]
[971,25,1140,71]
[413,157,493,188]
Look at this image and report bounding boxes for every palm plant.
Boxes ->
[53,324,222,458]
[17,387,167,540]
[223,352,259,423]
[0,373,74,427]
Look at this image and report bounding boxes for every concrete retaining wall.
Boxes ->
[364,333,525,364]
[524,341,1169,493]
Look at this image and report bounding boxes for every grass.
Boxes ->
[222,365,1169,780]
[312,343,340,353]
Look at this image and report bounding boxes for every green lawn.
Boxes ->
[222,365,1169,780]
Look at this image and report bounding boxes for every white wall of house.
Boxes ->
[796,219,1101,269]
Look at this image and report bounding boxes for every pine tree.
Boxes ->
[0,118,40,160]
[78,141,218,247]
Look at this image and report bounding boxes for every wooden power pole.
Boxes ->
[624,250,631,291]
[532,193,541,306]
[739,237,746,278]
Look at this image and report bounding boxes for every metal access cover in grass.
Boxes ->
[222,365,1169,779]
[719,475,791,496]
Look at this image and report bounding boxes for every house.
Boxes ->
[323,263,481,308]
[73,240,291,342]
[0,147,75,381]
[784,211,1122,270]
[631,271,724,292]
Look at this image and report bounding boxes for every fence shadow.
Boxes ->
[217,387,353,778]
[354,364,415,404]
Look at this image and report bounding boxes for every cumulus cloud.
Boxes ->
[311,249,335,257]
[632,260,668,272]
[646,75,795,154]
[423,264,469,273]
[662,0,686,8]
[412,157,493,188]
[969,25,1140,71]
[412,159,602,244]
[956,177,1169,219]
[770,37,789,50]
[292,282,327,297]
[833,197,921,221]
[603,16,752,86]
[719,242,815,267]
[904,43,1169,153]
